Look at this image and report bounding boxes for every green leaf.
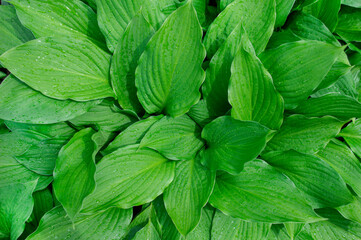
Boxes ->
[82,145,175,213]
[163,158,215,235]
[291,93,361,120]
[316,139,361,196]
[201,116,271,174]
[0,181,37,240]
[308,208,361,240]
[140,115,204,161]
[9,0,105,46]
[284,223,305,240]
[27,206,132,240]
[263,150,353,208]
[211,210,271,240]
[53,128,96,220]
[0,75,101,124]
[340,119,361,158]
[259,41,343,109]
[0,37,114,101]
[342,0,361,8]
[185,205,214,240]
[82,0,96,9]
[336,6,361,42]
[338,196,361,225]
[228,33,284,130]
[0,5,34,55]
[275,0,296,27]
[135,2,206,117]
[315,61,352,92]
[303,0,341,32]
[209,160,321,223]
[110,12,155,114]
[265,115,345,154]
[187,100,215,128]
[30,189,54,226]
[204,0,276,57]
[133,222,161,240]
[103,116,161,155]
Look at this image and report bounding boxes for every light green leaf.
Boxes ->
[204,0,276,57]
[0,5,34,55]
[315,61,352,92]
[164,158,215,235]
[265,115,345,154]
[201,116,271,174]
[202,22,244,116]
[229,33,284,130]
[186,205,214,240]
[342,0,361,7]
[260,41,343,109]
[209,160,321,223]
[308,208,361,240]
[82,145,175,213]
[338,196,361,225]
[340,119,361,158]
[30,189,54,226]
[291,93,361,120]
[0,181,36,240]
[103,116,161,155]
[140,115,204,161]
[211,210,271,240]
[263,150,353,208]
[9,0,104,46]
[303,0,341,32]
[284,223,305,240]
[336,6,361,42]
[0,75,101,124]
[316,139,361,196]
[53,128,96,220]
[133,222,161,240]
[27,206,132,240]
[187,100,215,128]
[110,12,155,113]
[0,37,114,101]
[135,2,205,117]
[275,0,296,27]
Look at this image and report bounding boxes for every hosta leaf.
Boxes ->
[140,115,204,161]
[103,116,161,155]
[187,100,215,128]
[211,210,271,240]
[291,93,361,120]
[0,5,34,55]
[284,223,305,240]
[135,2,206,117]
[9,0,104,46]
[315,61,353,92]
[185,206,214,240]
[338,196,361,225]
[82,0,96,9]
[340,119,361,158]
[82,145,175,212]
[110,12,155,113]
[163,158,215,235]
[27,206,132,240]
[0,75,101,124]
[202,22,244,116]
[265,115,345,154]
[0,181,36,240]
[259,41,343,109]
[53,128,96,220]
[132,222,161,240]
[263,150,353,208]
[204,0,276,57]
[342,0,361,7]
[336,6,361,42]
[228,33,284,130]
[303,0,341,32]
[209,160,321,223]
[275,0,296,27]
[0,37,114,101]
[31,189,54,226]
[316,139,361,196]
[308,208,361,240]
[201,116,271,174]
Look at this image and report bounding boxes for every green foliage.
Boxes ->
[1,0,361,239]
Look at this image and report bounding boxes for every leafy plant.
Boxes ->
[1,0,361,239]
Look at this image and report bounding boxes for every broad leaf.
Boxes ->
[140,115,204,161]
[135,2,206,117]
[31,189,54,226]
[27,206,132,240]
[229,33,284,130]
[263,150,353,208]
[260,41,343,109]
[53,128,96,220]
[201,116,271,174]
[275,0,296,27]
[0,181,36,240]
[265,115,344,154]
[340,119,361,158]
[0,37,114,101]
[163,158,215,235]
[284,223,305,240]
[342,0,361,7]
[338,196,361,225]
[209,160,321,223]
[82,145,175,212]
[211,210,271,240]
[336,6,361,42]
